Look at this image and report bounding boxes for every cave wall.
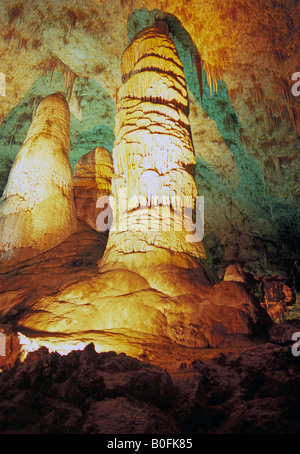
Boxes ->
[0,0,299,278]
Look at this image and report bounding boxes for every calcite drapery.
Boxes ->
[0,93,77,266]
[104,25,206,259]
[74,146,113,232]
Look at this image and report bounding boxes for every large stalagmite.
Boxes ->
[102,25,206,260]
[0,93,77,266]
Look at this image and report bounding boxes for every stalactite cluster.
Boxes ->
[42,57,77,100]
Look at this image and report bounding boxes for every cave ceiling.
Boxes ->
[0,0,299,277]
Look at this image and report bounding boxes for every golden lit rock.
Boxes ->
[0,93,77,266]
[74,146,113,231]
[6,26,271,359]
[223,264,246,283]
[104,25,205,260]
[0,2,298,435]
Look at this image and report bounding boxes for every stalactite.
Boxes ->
[4,28,16,45]
[202,61,221,94]
[17,36,28,54]
[195,52,203,102]
[67,9,79,31]
[274,157,282,185]
[42,57,77,100]
[244,74,299,134]
[43,58,56,82]
[261,276,292,322]
[250,83,263,108]
[8,4,24,26]
[240,130,251,157]
[64,69,76,99]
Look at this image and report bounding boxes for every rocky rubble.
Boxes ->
[0,324,300,435]
[0,343,177,434]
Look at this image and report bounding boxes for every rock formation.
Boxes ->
[102,24,206,261]
[223,264,246,283]
[1,331,300,434]
[260,275,294,323]
[0,93,77,266]
[0,2,298,436]
[0,26,270,355]
[0,0,299,281]
[74,146,113,232]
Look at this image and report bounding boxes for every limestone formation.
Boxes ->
[2,27,271,357]
[223,264,246,283]
[74,146,113,232]
[103,25,206,259]
[0,93,77,266]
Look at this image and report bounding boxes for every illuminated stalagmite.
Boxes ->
[74,146,113,232]
[13,28,270,356]
[103,25,206,260]
[0,93,77,266]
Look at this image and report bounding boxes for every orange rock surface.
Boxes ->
[0,29,270,357]
[74,146,113,232]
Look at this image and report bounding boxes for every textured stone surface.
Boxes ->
[223,264,246,283]
[74,146,113,231]
[0,222,271,353]
[0,1,298,435]
[0,0,299,277]
[0,328,300,434]
[0,343,177,434]
[107,25,205,259]
[0,93,77,266]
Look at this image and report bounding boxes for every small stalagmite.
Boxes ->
[223,264,246,283]
[102,25,206,260]
[0,93,77,266]
[74,147,113,232]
